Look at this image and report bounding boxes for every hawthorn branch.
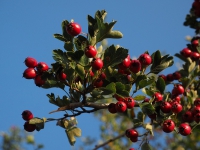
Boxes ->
[49,102,110,114]
[93,133,125,150]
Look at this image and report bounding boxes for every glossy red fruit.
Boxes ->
[193,1,200,9]
[108,103,117,114]
[179,123,191,136]
[24,122,36,132]
[130,137,138,142]
[99,72,106,80]
[190,52,200,61]
[93,79,103,88]
[192,106,200,116]
[125,129,138,138]
[66,22,81,36]
[166,74,174,82]
[182,110,194,123]
[142,98,150,103]
[129,148,135,150]
[115,101,127,112]
[194,98,200,107]
[138,53,152,66]
[192,39,199,47]
[162,119,175,133]
[171,96,181,103]
[172,102,182,113]
[180,48,191,58]
[34,75,45,87]
[125,97,135,109]
[173,71,181,80]
[23,68,37,79]
[194,113,200,123]
[57,72,67,81]
[129,60,141,73]
[122,55,131,68]
[37,62,49,73]
[22,110,33,121]
[89,70,94,77]
[91,58,103,70]
[172,84,185,95]
[153,92,163,102]
[24,57,38,68]
[159,74,167,82]
[160,101,172,113]
[85,46,97,58]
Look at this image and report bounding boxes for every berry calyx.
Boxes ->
[23,68,37,79]
[24,122,36,132]
[22,110,33,121]
[85,46,97,58]
[24,57,38,68]
[162,119,175,133]
[66,22,81,36]
[160,101,172,113]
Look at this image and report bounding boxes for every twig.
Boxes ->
[93,133,125,150]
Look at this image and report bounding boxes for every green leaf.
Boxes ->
[29,117,45,131]
[133,95,146,101]
[90,89,102,98]
[74,35,88,50]
[53,34,67,42]
[139,79,155,89]
[141,142,153,150]
[75,64,85,80]
[42,79,65,90]
[156,77,165,94]
[174,53,189,63]
[52,49,69,66]
[188,60,196,73]
[117,90,129,97]
[103,45,128,68]
[116,82,125,92]
[139,103,155,115]
[105,82,116,93]
[151,50,161,70]
[65,127,82,146]
[142,88,154,97]
[135,75,147,90]
[67,50,84,61]
[137,111,145,122]
[79,54,89,66]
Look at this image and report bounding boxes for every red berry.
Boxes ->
[179,123,191,136]
[34,75,45,87]
[162,119,175,133]
[24,121,36,132]
[138,53,152,66]
[23,68,37,79]
[159,74,167,82]
[108,103,117,114]
[192,106,200,116]
[115,101,127,112]
[85,46,97,58]
[172,84,184,95]
[129,148,135,150]
[125,129,138,138]
[129,60,141,73]
[171,96,181,103]
[130,137,138,142]
[122,55,131,68]
[89,70,94,77]
[93,79,103,88]
[166,74,174,82]
[173,71,181,80]
[57,72,67,81]
[180,48,191,58]
[182,111,194,123]
[22,110,33,121]
[153,92,163,102]
[192,39,199,47]
[190,52,200,61]
[194,98,200,107]
[66,22,81,36]
[160,101,172,113]
[24,57,38,68]
[99,72,106,80]
[114,95,125,101]
[91,58,103,70]
[148,113,157,120]
[142,98,150,103]
[124,97,135,109]
[37,62,49,73]
[194,113,200,123]
[172,102,182,113]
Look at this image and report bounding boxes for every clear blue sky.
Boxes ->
[0,1,194,150]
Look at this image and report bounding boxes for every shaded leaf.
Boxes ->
[105,82,116,93]
[133,95,146,101]
[141,142,153,150]
[156,77,165,94]
[54,34,67,42]
[139,79,155,89]
[75,64,85,80]
[139,103,155,115]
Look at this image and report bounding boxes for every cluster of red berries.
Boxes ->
[192,0,200,17]
[108,96,135,113]
[159,71,181,83]
[125,128,139,143]
[180,37,200,62]
[118,53,152,75]
[23,57,49,86]
[21,110,36,132]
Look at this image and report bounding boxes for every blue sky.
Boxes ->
[0,1,194,150]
